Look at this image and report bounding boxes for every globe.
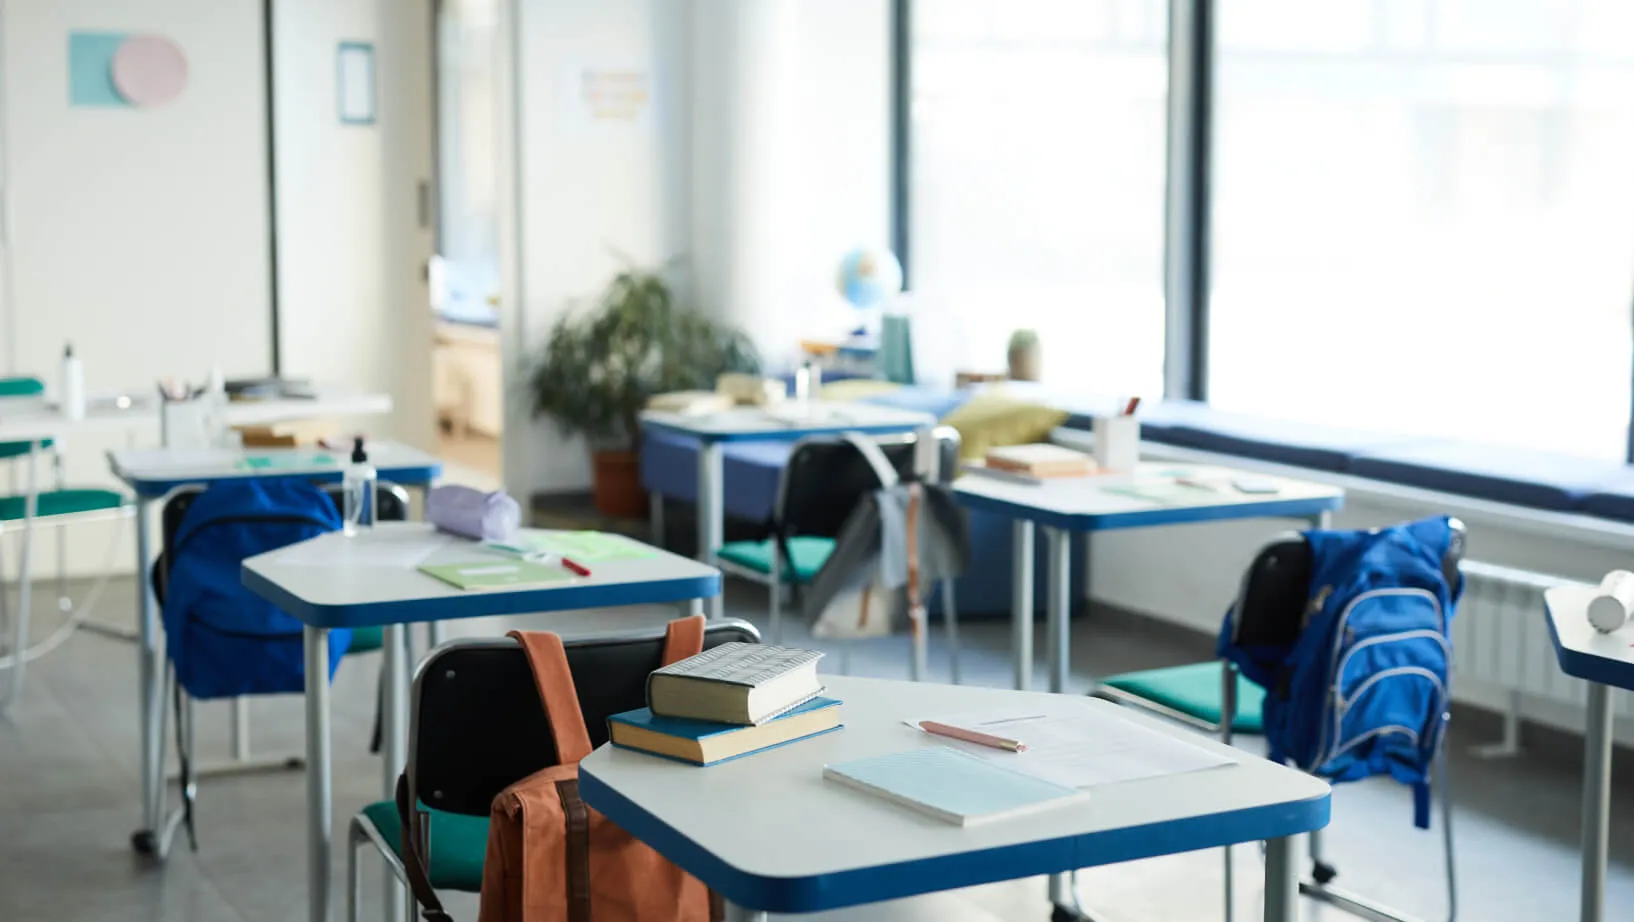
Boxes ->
[835,248,903,310]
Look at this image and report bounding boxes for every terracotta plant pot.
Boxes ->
[591,449,648,519]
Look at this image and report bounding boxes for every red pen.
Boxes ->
[1122,396,1141,416]
[561,557,592,577]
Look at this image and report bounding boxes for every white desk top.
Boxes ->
[241,523,720,629]
[108,440,441,497]
[579,675,1330,914]
[639,401,933,442]
[953,461,1344,532]
[1544,584,1634,690]
[0,389,391,442]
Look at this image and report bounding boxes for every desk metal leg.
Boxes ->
[1011,520,1034,691]
[697,442,724,619]
[722,901,765,922]
[380,624,409,922]
[1044,526,1071,694]
[133,495,167,853]
[1264,835,1299,922]
[305,626,334,922]
[1582,681,1612,922]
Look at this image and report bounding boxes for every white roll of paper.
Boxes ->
[1587,569,1634,633]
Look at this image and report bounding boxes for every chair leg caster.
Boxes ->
[1312,860,1338,885]
[131,829,157,855]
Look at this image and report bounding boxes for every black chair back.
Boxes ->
[409,619,760,818]
[776,426,960,543]
[1231,518,1468,646]
[153,480,411,603]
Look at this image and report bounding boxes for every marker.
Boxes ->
[918,720,1027,753]
[1122,396,1141,416]
[561,557,592,577]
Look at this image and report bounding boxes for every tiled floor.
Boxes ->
[2,578,1631,922]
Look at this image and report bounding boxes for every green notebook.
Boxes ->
[237,452,337,471]
[489,530,658,563]
[417,560,574,591]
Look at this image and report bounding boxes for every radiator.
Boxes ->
[1452,560,1624,752]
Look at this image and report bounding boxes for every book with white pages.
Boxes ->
[648,643,825,725]
[908,702,1236,789]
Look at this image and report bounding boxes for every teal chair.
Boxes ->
[713,427,962,676]
[350,618,761,922]
[0,376,130,711]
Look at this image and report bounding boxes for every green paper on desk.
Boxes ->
[1099,480,1218,505]
[237,453,337,471]
[417,560,574,590]
[496,530,658,562]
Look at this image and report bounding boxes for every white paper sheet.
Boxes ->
[909,702,1236,789]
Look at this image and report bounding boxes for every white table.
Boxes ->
[1543,584,1634,922]
[240,523,722,922]
[955,462,1345,694]
[0,388,391,441]
[107,441,441,861]
[579,675,1331,921]
[639,402,935,617]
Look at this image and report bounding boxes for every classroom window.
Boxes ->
[1208,0,1634,460]
[907,0,1168,397]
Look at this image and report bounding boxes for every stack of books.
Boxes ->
[984,443,1095,478]
[607,643,842,766]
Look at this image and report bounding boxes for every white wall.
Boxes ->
[2,0,273,574]
[503,0,693,497]
[506,0,890,496]
[274,0,435,450]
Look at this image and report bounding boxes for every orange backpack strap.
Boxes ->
[660,615,706,665]
[508,630,593,764]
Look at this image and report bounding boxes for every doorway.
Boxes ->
[430,0,503,488]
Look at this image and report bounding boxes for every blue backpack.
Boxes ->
[161,479,351,700]
[1218,516,1463,828]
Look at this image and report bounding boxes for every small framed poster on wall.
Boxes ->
[337,41,375,125]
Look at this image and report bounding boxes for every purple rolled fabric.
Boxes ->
[427,485,521,541]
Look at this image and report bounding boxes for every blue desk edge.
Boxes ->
[953,490,1344,532]
[641,417,931,443]
[1544,597,1634,691]
[578,763,1330,914]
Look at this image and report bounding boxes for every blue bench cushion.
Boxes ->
[639,430,791,523]
[1348,441,1627,511]
[1579,470,1634,523]
[716,536,835,582]
[1161,412,1419,473]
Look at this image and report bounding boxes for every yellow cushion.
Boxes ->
[940,393,1068,460]
[819,379,903,402]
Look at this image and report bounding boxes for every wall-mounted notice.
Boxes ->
[565,64,652,130]
[337,42,376,125]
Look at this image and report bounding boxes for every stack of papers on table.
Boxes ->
[908,702,1236,789]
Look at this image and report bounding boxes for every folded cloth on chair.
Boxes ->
[427,484,521,541]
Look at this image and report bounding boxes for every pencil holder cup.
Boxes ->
[160,399,211,450]
[1093,415,1140,472]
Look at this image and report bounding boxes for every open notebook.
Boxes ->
[823,747,1085,827]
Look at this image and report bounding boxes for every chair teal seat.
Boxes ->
[0,489,126,521]
[349,626,384,654]
[716,536,834,583]
[1100,662,1265,733]
[359,800,488,891]
[0,377,51,459]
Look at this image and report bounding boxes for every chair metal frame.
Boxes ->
[718,426,964,681]
[1088,520,1464,922]
[348,617,762,922]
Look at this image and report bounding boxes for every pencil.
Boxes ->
[918,720,1028,752]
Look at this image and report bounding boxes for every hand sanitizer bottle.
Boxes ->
[61,344,85,421]
[342,437,376,536]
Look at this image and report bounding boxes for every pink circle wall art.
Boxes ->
[111,35,188,107]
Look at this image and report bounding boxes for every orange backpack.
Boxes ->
[399,618,720,922]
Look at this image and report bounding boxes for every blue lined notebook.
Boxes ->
[823,746,1086,826]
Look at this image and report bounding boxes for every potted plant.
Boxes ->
[529,266,761,518]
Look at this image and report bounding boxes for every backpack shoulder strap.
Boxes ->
[396,774,454,922]
[661,615,705,665]
[507,630,593,764]
[840,433,900,489]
